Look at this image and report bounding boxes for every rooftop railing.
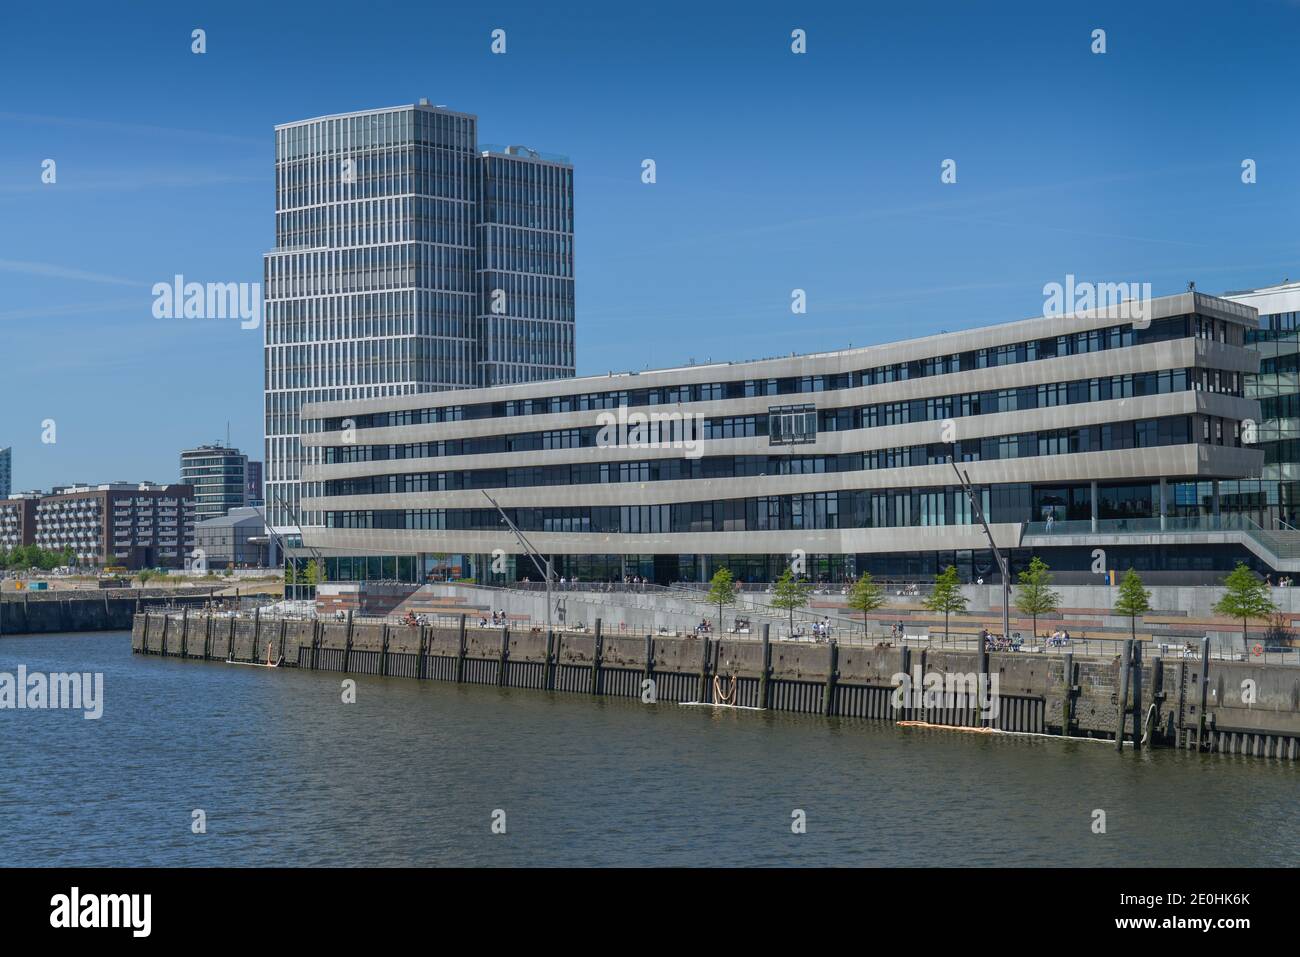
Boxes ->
[479,143,571,165]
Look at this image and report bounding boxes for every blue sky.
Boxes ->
[3,0,1299,492]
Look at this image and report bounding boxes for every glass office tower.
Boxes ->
[264,103,575,540]
[180,444,250,519]
[476,147,575,385]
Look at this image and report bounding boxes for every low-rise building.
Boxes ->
[193,506,269,569]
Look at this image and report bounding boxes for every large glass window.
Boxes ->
[768,405,818,446]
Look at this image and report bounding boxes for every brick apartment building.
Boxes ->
[19,483,198,569]
[0,493,39,555]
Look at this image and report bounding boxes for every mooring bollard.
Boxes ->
[455,614,467,683]
[498,626,510,687]
[1060,652,1074,736]
[822,640,839,717]
[1196,637,1211,751]
[1117,638,1133,750]
[977,639,990,728]
[898,645,911,722]
[1132,641,1144,750]
[1149,653,1163,745]
[643,633,655,700]
[696,635,712,703]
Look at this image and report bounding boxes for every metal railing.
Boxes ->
[1024,514,1266,536]
[671,578,938,595]
[666,583,871,639]
[1023,513,1300,564]
[505,580,671,595]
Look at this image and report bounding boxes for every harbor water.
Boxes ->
[1,632,1296,867]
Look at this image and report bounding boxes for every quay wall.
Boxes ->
[0,591,220,636]
[130,612,1300,760]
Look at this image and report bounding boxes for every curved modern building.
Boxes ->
[296,291,1279,585]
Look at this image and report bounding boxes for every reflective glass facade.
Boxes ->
[477,150,575,385]
[1225,284,1300,527]
[180,445,249,520]
[264,104,575,531]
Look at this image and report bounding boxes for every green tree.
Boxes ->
[285,561,297,585]
[430,552,450,579]
[770,567,811,636]
[846,572,887,639]
[923,565,969,643]
[705,567,737,633]
[1212,562,1277,653]
[1015,556,1062,640]
[1113,568,1152,641]
[303,559,321,586]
